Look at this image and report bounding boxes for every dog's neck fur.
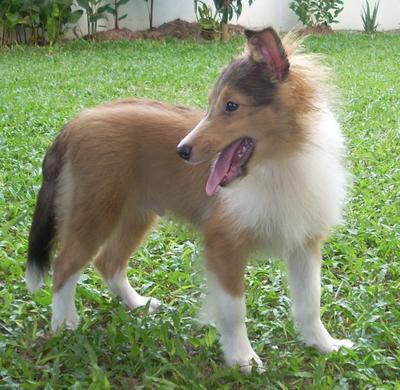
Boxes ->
[218,109,346,256]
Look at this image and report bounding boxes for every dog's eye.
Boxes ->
[226,101,239,112]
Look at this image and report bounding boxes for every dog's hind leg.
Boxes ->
[203,223,263,374]
[51,171,124,332]
[51,238,100,332]
[285,238,354,353]
[94,208,160,313]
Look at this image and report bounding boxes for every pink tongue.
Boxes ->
[206,139,242,196]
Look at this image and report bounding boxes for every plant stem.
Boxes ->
[58,16,62,42]
[115,0,119,30]
[147,0,154,30]
[23,26,27,44]
[221,22,229,41]
[2,25,6,46]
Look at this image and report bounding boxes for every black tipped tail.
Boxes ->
[26,135,65,292]
[26,181,56,291]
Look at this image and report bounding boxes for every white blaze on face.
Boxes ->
[177,117,207,154]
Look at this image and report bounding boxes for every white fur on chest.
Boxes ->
[219,111,347,254]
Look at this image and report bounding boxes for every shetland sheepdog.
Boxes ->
[27,27,353,373]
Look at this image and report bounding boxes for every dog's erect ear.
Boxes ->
[245,27,289,81]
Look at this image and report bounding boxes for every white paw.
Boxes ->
[124,295,161,313]
[324,338,354,352]
[303,324,353,353]
[300,319,353,353]
[51,309,80,332]
[107,274,161,313]
[307,337,354,353]
[226,348,264,375]
[140,296,161,313]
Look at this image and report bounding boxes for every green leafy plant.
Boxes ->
[213,0,253,41]
[290,0,344,27]
[103,0,129,30]
[361,0,380,34]
[0,0,28,45]
[19,0,41,44]
[0,0,82,45]
[195,0,219,39]
[41,0,83,45]
[76,0,109,39]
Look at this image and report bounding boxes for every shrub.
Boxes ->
[195,0,219,34]
[361,0,380,34]
[103,0,130,30]
[212,0,253,41]
[76,0,110,39]
[290,0,344,27]
[0,0,83,46]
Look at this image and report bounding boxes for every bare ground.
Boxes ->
[95,19,244,41]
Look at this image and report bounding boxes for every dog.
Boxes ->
[26,27,353,373]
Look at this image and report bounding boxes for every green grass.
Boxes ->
[0,33,399,389]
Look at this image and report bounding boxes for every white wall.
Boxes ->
[237,0,298,31]
[120,0,200,31]
[71,0,400,37]
[235,0,400,32]
[336,0,400,31]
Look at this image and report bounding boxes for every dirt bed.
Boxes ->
[95,19,244,41]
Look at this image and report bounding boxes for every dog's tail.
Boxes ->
[26,133,66,292]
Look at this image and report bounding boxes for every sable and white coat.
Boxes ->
[26,28,353,374]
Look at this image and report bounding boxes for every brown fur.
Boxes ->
[203,211,255,296]
[179,32,331,167]
[50,100,217,290]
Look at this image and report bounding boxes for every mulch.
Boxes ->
[95,19,244,41]
[298,25,334,35]
[93,19,366,42]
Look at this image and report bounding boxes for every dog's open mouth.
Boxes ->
[206,137,254,196]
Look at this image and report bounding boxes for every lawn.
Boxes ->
[0,33,399,389]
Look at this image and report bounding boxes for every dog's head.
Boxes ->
[177,27,307,196]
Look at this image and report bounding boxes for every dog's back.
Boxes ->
[26,100,211,292]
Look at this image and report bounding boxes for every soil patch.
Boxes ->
[299,25,334,35]
[95,19,244,41]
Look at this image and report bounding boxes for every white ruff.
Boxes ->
[220,110,347,254]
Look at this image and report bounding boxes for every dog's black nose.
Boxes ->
[177,144,192,160]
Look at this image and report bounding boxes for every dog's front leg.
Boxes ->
[286,238,353,352]
[204,233,263,374]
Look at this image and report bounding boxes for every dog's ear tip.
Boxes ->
[244,27,277,39]
[244,26,279,40]
[245,26,289,81]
